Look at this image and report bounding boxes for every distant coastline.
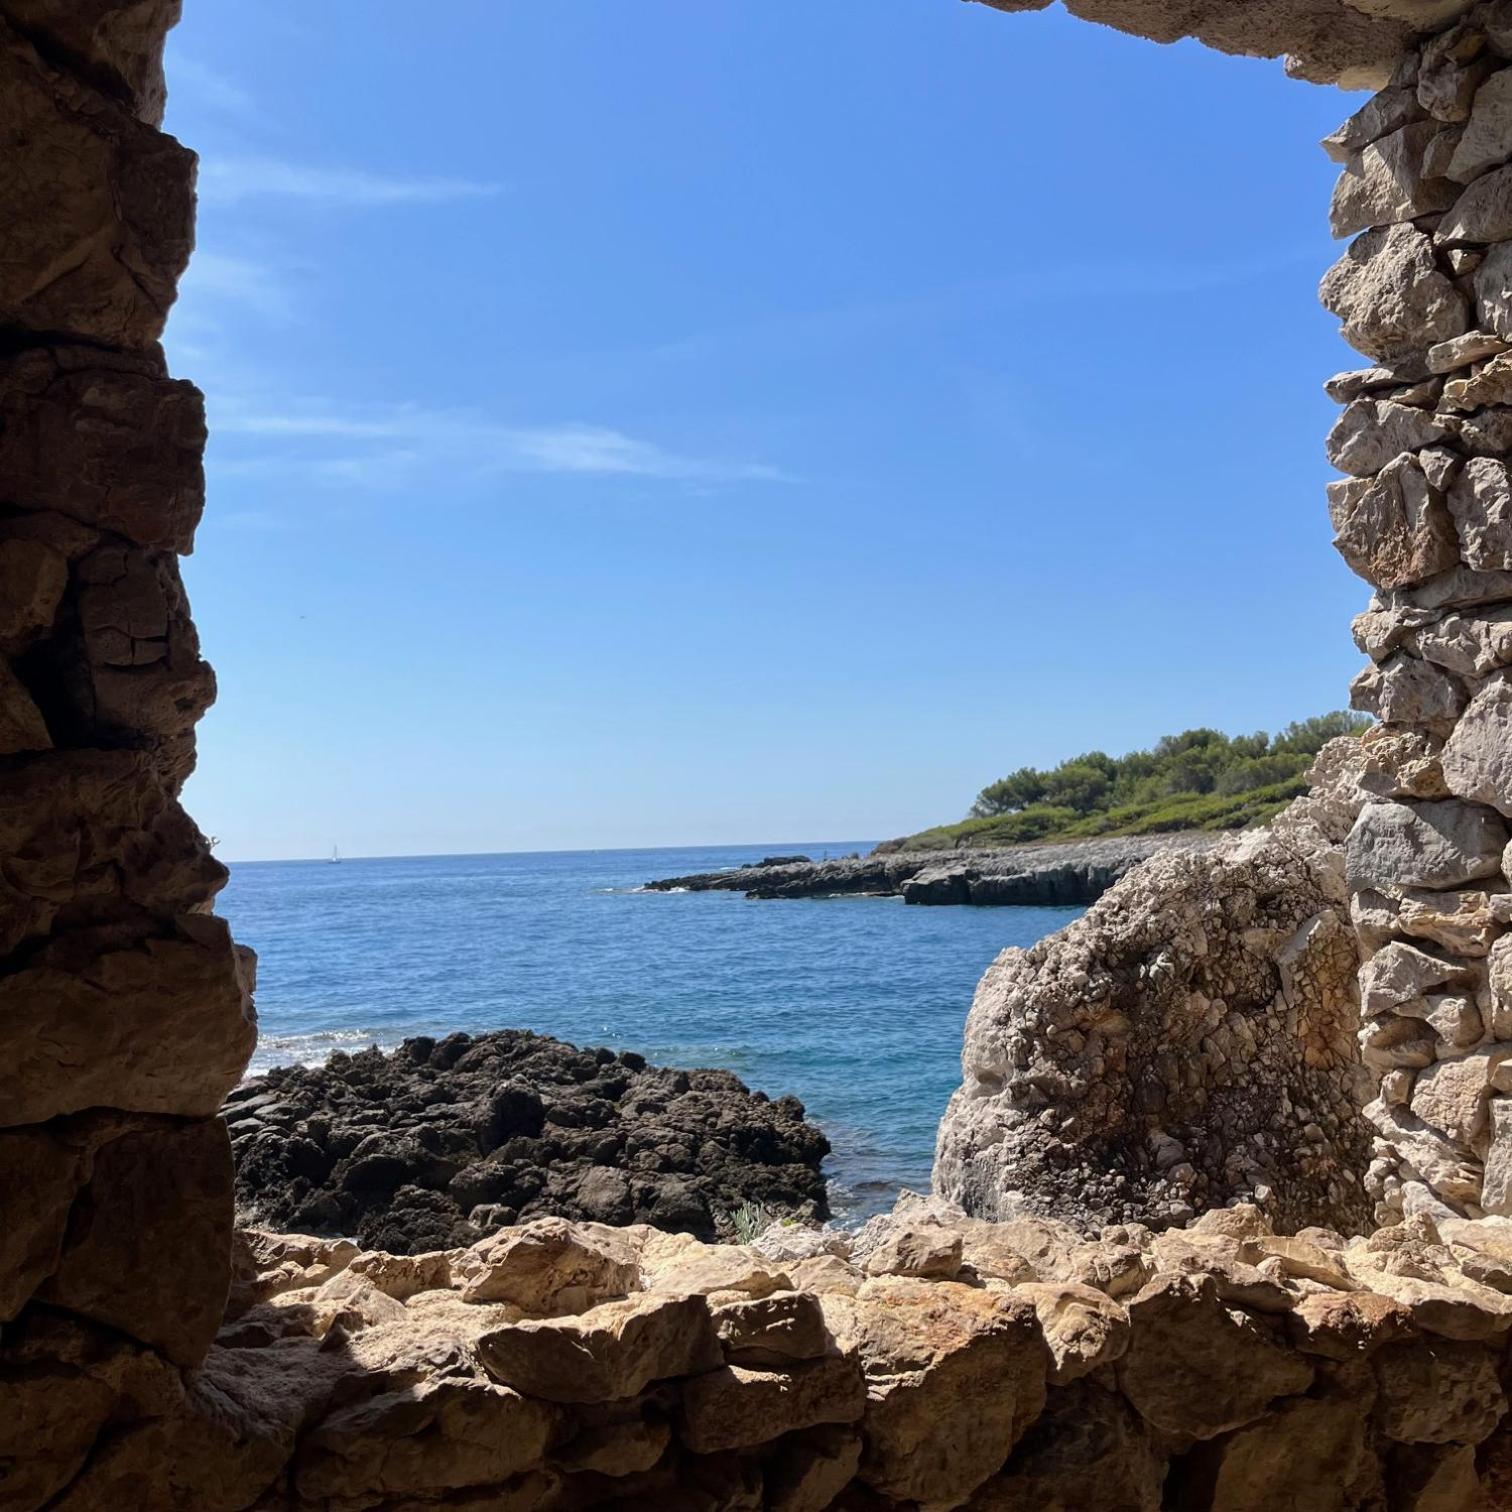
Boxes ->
[644,832,1229,907]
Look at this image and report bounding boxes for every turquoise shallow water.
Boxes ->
[222,845,1081,1219]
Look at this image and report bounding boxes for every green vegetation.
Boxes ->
[885,713,1370,853]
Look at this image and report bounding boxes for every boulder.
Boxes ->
[967,1381,1164,1512]
[0,917,255,1125]
[452,1217,638,1314]
[1346,799,1508,891]
[293,1378,556,1506]
[1439,161,1512,243]
[1320,223,1468,362]
[1330,120,1460,237]
[1328,456,1460,589]
[1016,1281,1130,1384]
[1178,1393,1376,1512]
[679,1355,865,1454]
[476,1292,722,1403]
[820,1276,1047,1505]
[1443,674,1512,812]
[1373,1337,1508,1443]
[1116,1274,1313,1439]
[0,18,193,347]
[1448,456,1512,569]
[1325,397,1452,474]
[711,1290,832,1365]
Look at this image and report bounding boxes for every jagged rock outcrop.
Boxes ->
[19,1199,1512,1510]
[228,1031,831,1253]
[645,833,1227,907]
[934,742,1377,1234]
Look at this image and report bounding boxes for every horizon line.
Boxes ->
[220,838,882,867]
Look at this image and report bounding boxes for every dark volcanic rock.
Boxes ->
[226,1030,830,1254]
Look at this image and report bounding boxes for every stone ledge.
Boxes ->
[10,1200,1509,1510]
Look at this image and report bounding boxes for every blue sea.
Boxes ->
[222,845,1081,1220]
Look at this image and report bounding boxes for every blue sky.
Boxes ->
[165,1,1370,862]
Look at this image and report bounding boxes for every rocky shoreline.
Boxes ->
[227,1030,831,1254]
[645,832,1231,906]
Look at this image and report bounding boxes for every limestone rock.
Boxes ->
[712,1289,832,1365]
[937,760,1375,1236]
[969,1382,1164,1512]
[35,1119,233,1368]
[1017,1281,1130,1384]
[1331,120,1461,237]
[0,18,193,347]
[1443,673,1512,811]
[0,915,256,1125]
[1419,22,1493,122]
[679,1355,865,1454]
[1410,1048,1512,1149]
[1480,1095,1512,1212]
[453,1217,638,1314]
[1116,1274,1313,1439]
[1474,241,1512,343]
[1320,223,1469,361]
[820,1276,1047,1505]
[1448,66,1512,178]
[1324,83,1428,162]
[477,1292,722,1403]
[1346,799,1508,891]
[1448,456,1512,569]
[1351,652,1466,724]
[1439,161,1512,243]
[763,1425,862,1512]
[1179,1393,1375,1512]
[1427,328,1510,369]
[0,346,206,553]
[1284,1289,1414,1358]
[1326,397,1452,473]
[1373,1336,1508,1442]
[2,0,182,122]
[861,1224,962,1279]
[293,1378,557,1507]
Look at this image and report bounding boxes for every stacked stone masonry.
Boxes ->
[1314,1,1512,1234]
[9,1202,1512,1510]
[0,0,259,1492]
[10,0,1512,1507]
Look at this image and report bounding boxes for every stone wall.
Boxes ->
[8,0,1512,1506]
[1317,4,1512,1230]
[0,0,256,1469]
[21,1204,1512,1510]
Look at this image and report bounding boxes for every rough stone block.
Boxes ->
[0,20,193,347]
[0,347,206,554]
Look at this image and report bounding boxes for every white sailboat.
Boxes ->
[329,845,341,864]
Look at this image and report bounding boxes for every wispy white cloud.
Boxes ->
[207,397,786,487]
[198,156,503,208]
[166,52,260,120]
[180,250,295,322]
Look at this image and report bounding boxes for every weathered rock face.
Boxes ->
[31,1201,1507,1510]
[0,0,256,1502]
[229,1031,831,1252]
[970,0,1430,88]
[1311,5,1512,1229]
[934,742,1377,1234]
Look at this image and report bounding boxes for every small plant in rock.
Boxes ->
[729,1200,769,1244]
